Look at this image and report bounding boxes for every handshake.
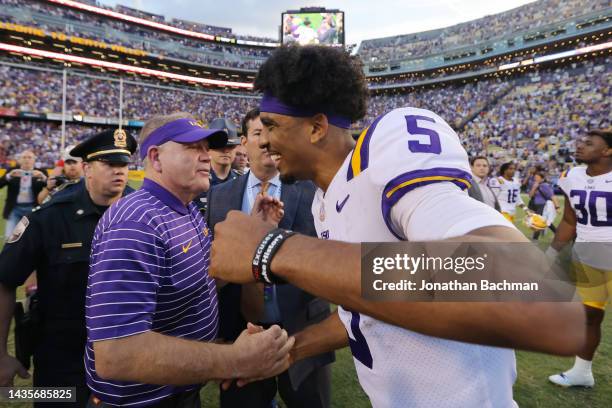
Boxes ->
[223,322,295,389]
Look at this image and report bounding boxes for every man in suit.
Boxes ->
[207,108,333,408]
[0,150,47,239]
[470,156,501,211]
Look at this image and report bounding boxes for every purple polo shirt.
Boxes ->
[85,178,218,407]
[533,182,554,206]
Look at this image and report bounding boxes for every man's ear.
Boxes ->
[82,161,90,177]
[241,135,248,146]
[147,146,162,172]
[309,113,329,145]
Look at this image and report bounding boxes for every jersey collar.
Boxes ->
[142,178,189,215]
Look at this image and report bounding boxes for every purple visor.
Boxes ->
[260,93,351,129]
[139,118,228,160]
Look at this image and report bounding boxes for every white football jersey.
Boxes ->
[313,107,516,407]
[488,177,523,215]
[557,166,612,269]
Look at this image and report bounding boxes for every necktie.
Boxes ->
[259,181,270,197]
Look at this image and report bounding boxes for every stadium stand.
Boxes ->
[357,0,611,62]
[0,0,271,70]
[460,57,611,177]
[0,0,610,186]
[0,64,257,121]
[0,119,106,167]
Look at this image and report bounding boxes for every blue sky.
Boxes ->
[98,0,535,44]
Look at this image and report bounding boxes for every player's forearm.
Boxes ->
[291,311,348,364]
[241,283,264,323]
[0,284,16,356]
[93,330,238,384]
[550,219,576,251]
[272,235,362,308]
[272,228,585,355]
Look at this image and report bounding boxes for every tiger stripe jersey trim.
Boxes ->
[347,114,385,181]
[381,167,473,239]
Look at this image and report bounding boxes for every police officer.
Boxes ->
[194,117,241,211]
[0,129,137,407]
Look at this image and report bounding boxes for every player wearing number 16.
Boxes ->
[548,128,612,388]
[487,162,526,223]
[209,45,586,407]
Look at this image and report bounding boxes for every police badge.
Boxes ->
[113,129,128,148]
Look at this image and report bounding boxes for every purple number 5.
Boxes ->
[405,115,442,154]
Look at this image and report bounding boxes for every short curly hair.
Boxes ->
[588,128,612,148]
[499,161,515,175]
[254,45,368,123]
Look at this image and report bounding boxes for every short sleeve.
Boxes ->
[389,183,514,241]
[353,108,474,232]
[86,220,165,342]
[541,183,554,200]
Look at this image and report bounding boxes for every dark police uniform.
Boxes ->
[210,168,240,186]
[0,129,136,407]
[40,178,83,204]
[194,117,241,211]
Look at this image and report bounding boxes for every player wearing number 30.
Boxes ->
[548,128,612,388]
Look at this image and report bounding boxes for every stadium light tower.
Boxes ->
[60,68,67,153]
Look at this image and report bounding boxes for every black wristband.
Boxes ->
[261,229,294,284]
[252,228,295,284]
[252,229,278,283]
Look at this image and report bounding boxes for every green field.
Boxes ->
[1,188,610,407]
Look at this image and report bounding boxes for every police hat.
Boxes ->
[70,129,137,164]
[209,117,241,146]
[62,145,82,163]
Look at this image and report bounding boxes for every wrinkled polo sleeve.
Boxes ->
[540,183,554,200]
[86,220,166,342]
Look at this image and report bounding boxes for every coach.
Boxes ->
[85,113,294,407]
[208,108,333,408]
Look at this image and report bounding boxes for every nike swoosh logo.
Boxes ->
[336,194,350,212]
[182,240,193,254]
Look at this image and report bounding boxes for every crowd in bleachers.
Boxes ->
[1,55,610,182]
[1,0,270,70]
[0,64,256,122]
[0,120,106,168]
[357,0,610,62]
[460,58,611,182]
[356,79,513,131]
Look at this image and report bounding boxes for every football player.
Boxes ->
[488,162,527,222]
[210,45,585,407]
[548,128,612,388]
